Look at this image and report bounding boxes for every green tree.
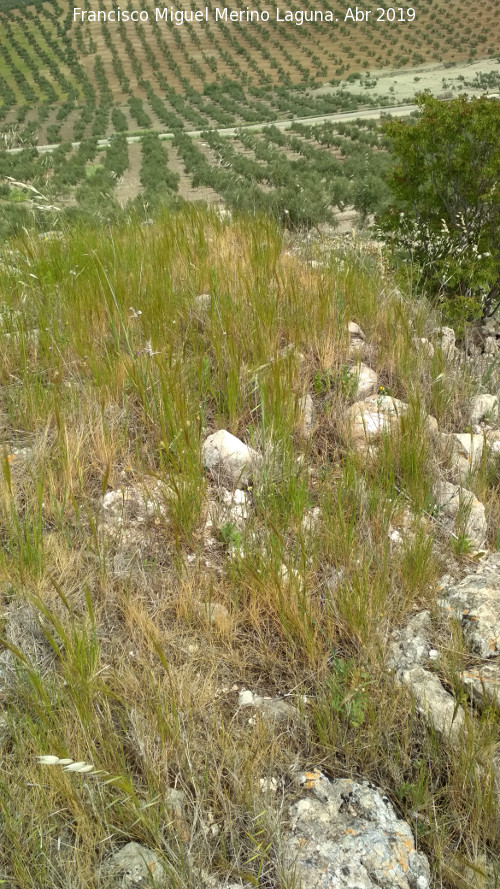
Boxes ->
[378,94,500,323]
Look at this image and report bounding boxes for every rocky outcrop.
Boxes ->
[387,610,433,673]
[433,479,487,549]
[388,611,464,741]
[284,771,430,889]
[196,600,231,633]
[398,665,465,741]
[460,662,500,709]
[439,555,500,659]
[202,430,262,487]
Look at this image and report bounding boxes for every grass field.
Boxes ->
[0,206,499,887]
[0,0,498,128]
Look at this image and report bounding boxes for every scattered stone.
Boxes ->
[0,712,9,743]
[0,602,54,691]
[101,484,166,527]
[278,563,302,588]
[237,688,298,723]
[438,557,500,658]
[5,445,33,463]
[433,479,487,549]
[164,787,185,819]
[388,527,403,545]
[100,842,165,888]
[471,394,498,425]
[348,394,406,451]
[481,318,500,336]
[222,487,249,523]
[284,772,430,889]
[41,230,64,241]
[202,430,262,487]
[279,343,305,362]
[3,327,40,348]
[348,394,437,453]
[99,482,170,556]
[297,393,314,436]
[397,666,465,741]
[201,872,252,889]
[206,487,250,534]
[214,205,231,222]
[164,788,190,842]
[352,363,378,400]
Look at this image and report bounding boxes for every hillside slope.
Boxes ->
[1,209,500,886]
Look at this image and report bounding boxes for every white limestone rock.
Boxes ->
[460,662,500,709]
[438,555,500,659]
[437,326,459,360]
[238,688,298,723]
[202,430,262,487]
[398,665,465,741]
[471,394,498,425]
[100,842,165,888]
[484,336,498,355]
[352,363,378,400]
[348,320,366,356]
[348,394,437,452]
[297,393,314,436]
[433,479,487,549]
[284,772,431,889]
[387,611,432,673]
[440,431,484,482]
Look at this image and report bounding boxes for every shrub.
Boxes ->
[378,94,500,325]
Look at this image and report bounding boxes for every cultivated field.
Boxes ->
[0,0,499,142]
[0,0,499,232]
